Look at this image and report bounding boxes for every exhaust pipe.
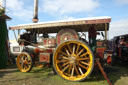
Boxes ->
[32,0,39,43]
[32,0,38,23]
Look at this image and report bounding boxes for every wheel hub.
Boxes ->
[69,57,76,64]
[23,60,27,65]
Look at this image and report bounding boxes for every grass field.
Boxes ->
[0,64,128,85]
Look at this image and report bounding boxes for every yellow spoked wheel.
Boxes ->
[35,61,45,68]
[53,39,94,81]
[17,52,33,72]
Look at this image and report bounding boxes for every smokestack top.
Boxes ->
[33,0,38,23]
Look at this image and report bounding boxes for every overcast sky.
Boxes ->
[5,0,128,40]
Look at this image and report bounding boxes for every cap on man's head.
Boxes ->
[121,36,125,39]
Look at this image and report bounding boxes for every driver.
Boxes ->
[43,32,49,38]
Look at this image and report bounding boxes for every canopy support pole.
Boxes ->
[13,30,18,42]
[18,29,20,40]
[105,23,107,41]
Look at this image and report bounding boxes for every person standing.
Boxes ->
[88,24,99,51]
[118,37,125,47]
[118,37,125,58]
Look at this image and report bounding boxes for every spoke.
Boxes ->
[80,61,89,66]
[79,52,88,58]
[79,67,83,75]
[77,57,90,61]
[60,51,68,57]
[21,55,24,60]
[60,55,69,60]
[23,55,26,60]
[62,61,70,67]
[20,57,22,61]
[23,65,26,70]
[21,63,23,68]
[26,64,30,68]
[65,48,70,56]
[62,56,69,60]
[78,63,88,70]
[25,56,28,60]
[26,61,31,65]
[24,55,26,60]
[27,60,31,63]
[73,45,76,54]
[19,61,22,63]
[25,65,28,69]
[76,48,84,57]
[27,65,31,68]
[68,65,72,75]
[74,65,80,75]
[71,65,75,77]
[67,44,72,54]
[57,59,69,63]
[76,44,80,54]
[62,65,70,72]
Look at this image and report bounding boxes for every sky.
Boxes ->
[4,0,128,40]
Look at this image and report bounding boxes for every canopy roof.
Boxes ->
[114,34,128,38]
[9,16,111,33]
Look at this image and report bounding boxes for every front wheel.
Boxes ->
[17,52,33,72]
[53,39,94,81]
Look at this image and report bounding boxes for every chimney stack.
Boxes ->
[32,0,38,23]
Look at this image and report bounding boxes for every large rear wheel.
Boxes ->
[53,39,94,81]
[17,52,33,72]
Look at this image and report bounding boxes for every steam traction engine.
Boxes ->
[9,17,111,81]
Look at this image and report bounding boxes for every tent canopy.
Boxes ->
[0,14,11,20]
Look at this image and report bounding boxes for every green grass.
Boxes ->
[0,65,128,85]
